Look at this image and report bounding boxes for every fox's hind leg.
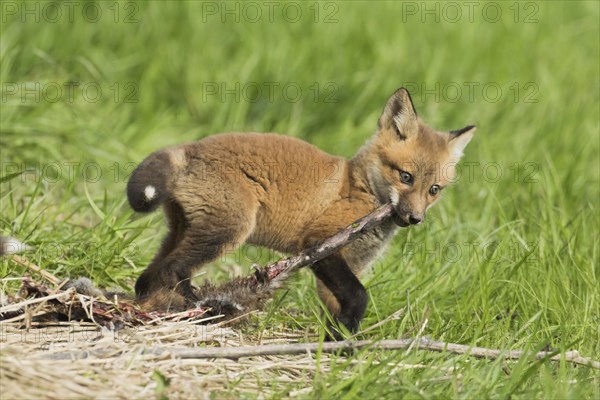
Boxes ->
[152,200,188,266]
[134,200,188,299]
[135,194,258,303]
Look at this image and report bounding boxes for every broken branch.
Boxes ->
[249,203,395,284]
[8,255,62,287]
[40,337,600,369]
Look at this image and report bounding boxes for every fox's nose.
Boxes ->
[408,215,422,225]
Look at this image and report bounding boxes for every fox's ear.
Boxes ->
[448,125,476,161]
[378,87,418,140]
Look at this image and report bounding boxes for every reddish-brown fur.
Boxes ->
[127,88,475,338]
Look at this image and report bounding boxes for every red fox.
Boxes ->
[127,88,475,338]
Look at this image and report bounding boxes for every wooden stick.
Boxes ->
[8,255,62,287]
[249,203,395,284]
[0,288,75,314]
[40,337,600,369]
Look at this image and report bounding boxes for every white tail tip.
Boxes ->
[144,185,156,201]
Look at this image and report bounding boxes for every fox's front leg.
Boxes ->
[311,254,368,340]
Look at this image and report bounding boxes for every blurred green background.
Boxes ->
[1,1,598,398]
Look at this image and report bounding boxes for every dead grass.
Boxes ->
[2,273,599,399]
[0,277,321,398]
[3,312,394,399]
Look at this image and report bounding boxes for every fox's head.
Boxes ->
[363,88,476,227]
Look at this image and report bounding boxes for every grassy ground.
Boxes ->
[1,1,599,398]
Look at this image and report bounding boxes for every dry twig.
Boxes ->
[39,337,600,369]
[8,255,62,287]
[252,203,395,283]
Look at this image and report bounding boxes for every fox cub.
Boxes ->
[127,88,475,337]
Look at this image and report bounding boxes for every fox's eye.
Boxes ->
[429,185,441,196]
[399,170,413,184]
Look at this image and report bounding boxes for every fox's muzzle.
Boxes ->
[392,207,424,227]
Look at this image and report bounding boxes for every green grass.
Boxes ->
[1,1,599,398]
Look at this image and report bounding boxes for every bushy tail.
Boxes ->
[127,150,182,213]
